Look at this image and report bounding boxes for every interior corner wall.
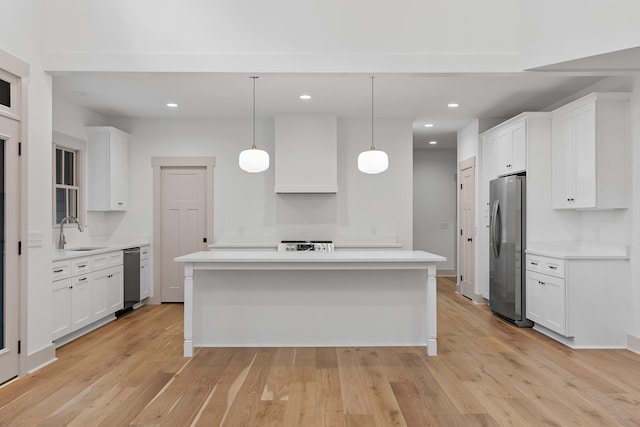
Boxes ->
[629,74,640,342]
[413,149,457,272]
[520,0,640,69]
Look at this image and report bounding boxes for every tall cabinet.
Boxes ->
[551,92,630,210]
[86,126,129,211]
[478,113,551,299]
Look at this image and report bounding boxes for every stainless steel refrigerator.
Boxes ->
[489,175,532,327]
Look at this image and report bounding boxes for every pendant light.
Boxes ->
[358,76,388,174]
[239,76,270,173]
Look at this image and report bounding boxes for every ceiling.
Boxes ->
[52,72,608,150]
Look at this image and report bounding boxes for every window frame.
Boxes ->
[52,143,84,226]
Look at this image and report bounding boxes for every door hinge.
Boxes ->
[18,241,22,255]
[18,340,21,354]
[460,229,463,236]
[460,183,463,190]
[460,275,463,281]
[18,142,21,156]
[202,237,207,243]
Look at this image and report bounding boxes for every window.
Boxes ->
[53,145,82,225]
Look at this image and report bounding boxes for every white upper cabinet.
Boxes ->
[551,92,630,210]
[496,119,526,176]
[86,126,129,211]
[274,113,338,193]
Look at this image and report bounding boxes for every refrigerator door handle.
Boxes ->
[491,200,501,258]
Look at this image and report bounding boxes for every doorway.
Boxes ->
[152,157,214,303]
[458,157,476,300]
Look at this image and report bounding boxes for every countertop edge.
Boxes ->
[53,241,150,262]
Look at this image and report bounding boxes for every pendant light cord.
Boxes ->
[370,76,375,150]
[251,76,258,149]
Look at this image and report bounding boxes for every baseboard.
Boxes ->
[628,334,640,354]
[22,343,56,376]
[436,269,456,277]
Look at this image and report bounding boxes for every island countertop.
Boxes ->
[174,249,446,267]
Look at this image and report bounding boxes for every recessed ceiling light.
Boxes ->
[299,94,311,100]
[429,140,438,145]
[447,103,459,108]
[166,103,179,108]
[424,123,434,128]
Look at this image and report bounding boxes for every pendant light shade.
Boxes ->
[239,76,270,173]
[358,76,388,174]
[358,148,388,174]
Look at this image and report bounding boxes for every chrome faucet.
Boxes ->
[58,216,84,249]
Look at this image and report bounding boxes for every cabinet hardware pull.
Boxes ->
[118,202,124,205]
[54,269,64,273]
[78,264,86,268]
[530,262,538,266]
[549,266,558,270]
[69,286,73,289]
[79,277,87,281]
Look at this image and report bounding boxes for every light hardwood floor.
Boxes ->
[1,277,640,426]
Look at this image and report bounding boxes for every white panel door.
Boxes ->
[459,159,475,299]
[161,167,207,302]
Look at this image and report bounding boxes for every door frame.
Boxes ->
[0,49,29,378]
[151,157,215,304]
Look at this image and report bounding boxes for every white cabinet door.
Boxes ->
[140,258,150,300]
[526,271,566,335]
[90,269,109,322]
[71,275,91,331]
[109,131,128,210]
[107,266,124,313]
[551,110,575,208]
[497,120,526,176]
[52,279,72,340]
[86,126,128,211]
[572,102,597,208]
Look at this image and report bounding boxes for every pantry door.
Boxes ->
[152,158,215,303]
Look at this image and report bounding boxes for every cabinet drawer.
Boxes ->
[92,250,124,269]
[52,261,72,281]
[526,255,565,278]
[71,257,91,277]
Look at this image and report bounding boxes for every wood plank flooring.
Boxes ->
[1,277,640,426]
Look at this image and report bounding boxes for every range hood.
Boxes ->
[274,113,338,194]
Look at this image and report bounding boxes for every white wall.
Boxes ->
[413,149,457,272]
[97,117,414,249]
[0,0,56,367]
[520,0,640,69]
[42,0,521,73]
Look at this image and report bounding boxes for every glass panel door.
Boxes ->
[0,115,19,384]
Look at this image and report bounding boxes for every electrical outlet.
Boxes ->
[28,231,43,247]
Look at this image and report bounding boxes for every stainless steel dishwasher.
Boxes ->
[118,247,140,316]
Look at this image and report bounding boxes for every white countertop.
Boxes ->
[526,242,629,260]
[175,249,445,267]
[53,241,150,261]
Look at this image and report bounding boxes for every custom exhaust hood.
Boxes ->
[274,113,338,194]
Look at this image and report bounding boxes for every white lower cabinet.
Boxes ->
[106,266,124,312]
[52,278,72,340]
[52,250,124,343]
[526,253,628,348]
[526,271,565,335]
[140,258,150,300]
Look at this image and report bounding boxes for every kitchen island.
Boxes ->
[174,250,446,357]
